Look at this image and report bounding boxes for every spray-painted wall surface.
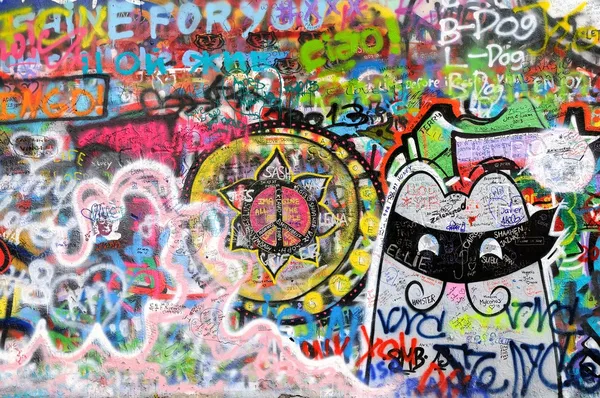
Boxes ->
[3,0,600,396]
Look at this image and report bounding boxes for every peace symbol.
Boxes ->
[240,179,318,255]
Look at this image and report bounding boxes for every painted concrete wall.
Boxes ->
[0,0,598,396]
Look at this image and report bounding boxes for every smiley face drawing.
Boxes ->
[362,167,562,396]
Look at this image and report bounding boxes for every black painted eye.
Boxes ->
[480,238,502,258]
[418,234,439,256]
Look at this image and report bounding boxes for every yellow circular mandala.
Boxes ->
[183,121,382,324]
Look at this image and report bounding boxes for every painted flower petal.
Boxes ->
[295,238,319,264]
[294,173,331,201]
[258,251,291,282]
[230,218,252,251]
[219,179,255,211]
[317,204,337,236]
[255,148,291,181]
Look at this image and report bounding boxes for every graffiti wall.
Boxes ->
[2,0,600,396]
